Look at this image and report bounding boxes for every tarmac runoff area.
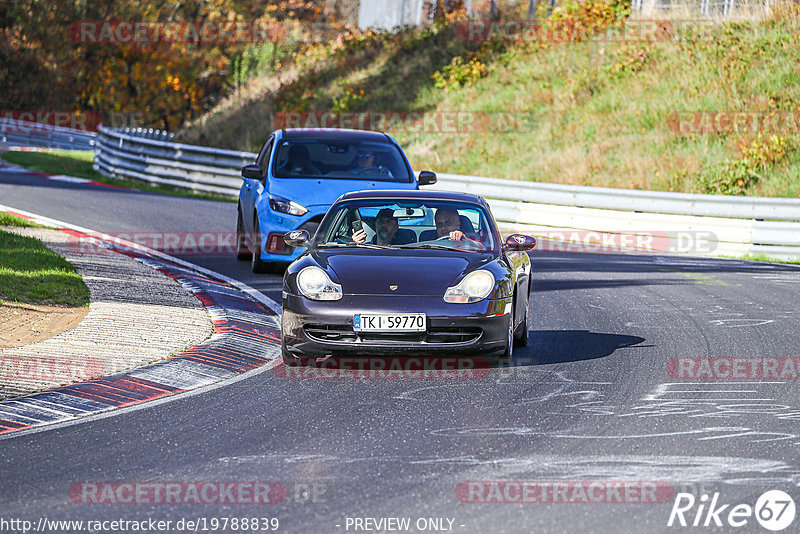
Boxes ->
[0,226,213,399]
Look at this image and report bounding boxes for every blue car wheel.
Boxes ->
[251,217,269,274]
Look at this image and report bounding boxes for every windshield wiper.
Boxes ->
[395,243,470,252]
[319,242,393,250]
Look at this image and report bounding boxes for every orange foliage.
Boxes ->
[0,0,328,131]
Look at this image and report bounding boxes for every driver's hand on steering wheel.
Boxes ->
[352,229,367,244]
[449,230,465,241]
[448,230,482,247]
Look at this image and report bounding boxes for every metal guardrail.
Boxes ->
[90,126,800,259]
[8,123,799,259]
[0,117,96,151]
[430,175,800,259]
[93,127,253,197]
[429,173,800,221]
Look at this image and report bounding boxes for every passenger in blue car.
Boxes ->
[283,144,321,176]
[352,208,416,246]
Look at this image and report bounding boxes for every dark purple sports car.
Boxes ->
[280,190,536,366]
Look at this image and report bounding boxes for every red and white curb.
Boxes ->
[0,205,283,437]
[0,159,133,191]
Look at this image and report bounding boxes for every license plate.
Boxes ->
[354,313,426,332]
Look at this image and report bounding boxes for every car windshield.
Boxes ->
[272,139,412,182]
[317,200,497,252]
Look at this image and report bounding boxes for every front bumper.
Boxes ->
[282,293,512,357]
[256,210,322,263]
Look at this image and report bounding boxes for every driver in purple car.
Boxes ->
[434,208,481,244]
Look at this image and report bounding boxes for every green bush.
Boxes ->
[697,135,792,194]
[431,56,489,91]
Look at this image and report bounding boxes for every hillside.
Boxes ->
[177,2,800,197]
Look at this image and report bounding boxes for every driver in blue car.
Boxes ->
[352,208,415,246]
[353,149,392,177]
[355,151,375,171]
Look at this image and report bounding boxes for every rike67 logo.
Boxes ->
[668,490,796,531]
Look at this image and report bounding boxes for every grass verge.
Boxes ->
[725,254,800,265]
[0,212,43,228]
[1,150,236,203]
[0,229,90,307]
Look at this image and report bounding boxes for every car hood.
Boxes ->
[312,249,495,296]
[269,179,417,209]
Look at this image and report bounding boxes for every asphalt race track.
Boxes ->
[2,168,800,533]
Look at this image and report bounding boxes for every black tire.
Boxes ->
[251,217,270,274]
[236,207,252,261]
[490,313,514,367]
[514,287,530,347]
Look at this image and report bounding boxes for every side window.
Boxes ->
[461,209,481,232]
[256,137,274,173]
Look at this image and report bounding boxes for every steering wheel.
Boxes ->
[434,234,482,249]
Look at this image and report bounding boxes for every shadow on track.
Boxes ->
[512,329,646,366]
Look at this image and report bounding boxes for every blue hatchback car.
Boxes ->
[236,128,437,272]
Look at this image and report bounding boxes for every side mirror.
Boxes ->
[418,171,437,186]
[284,229,310,248]
[242,164,262,180]
[504,234,536,251]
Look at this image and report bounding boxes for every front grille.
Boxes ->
[303,324,482,345]
[304,324,356,342]
[426,327,482,344]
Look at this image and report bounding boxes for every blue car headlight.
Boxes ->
[297,267,343,301]
[444,270,495,303]
[269,194,308,216]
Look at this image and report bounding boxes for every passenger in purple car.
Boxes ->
[352,208,416,246]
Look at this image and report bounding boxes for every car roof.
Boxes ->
[281,128,391,143]
[338,189,485,205]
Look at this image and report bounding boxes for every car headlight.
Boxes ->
[269,194,308,216]
[297,266,342,301]
[444,270,495,303]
